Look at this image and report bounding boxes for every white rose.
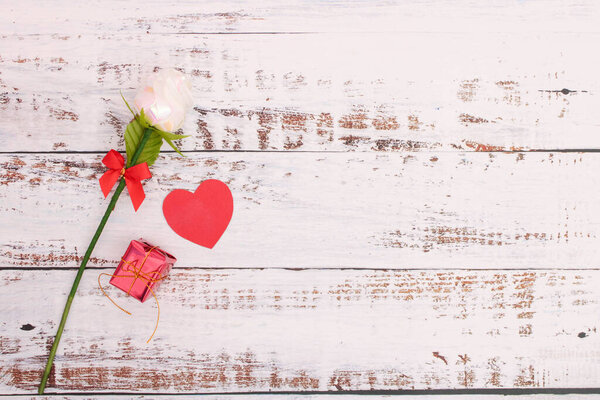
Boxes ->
[134,69,193,133]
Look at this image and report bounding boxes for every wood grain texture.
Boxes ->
[3,1,600,396]
[1,32,598,152]
[2,152,600,269]
[2,0,599,34]
[2,268,599,393]
[16,396,600,400]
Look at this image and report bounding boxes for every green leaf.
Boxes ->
[153,128,190,141]
[152,128,189,157]
[120,92,136,118]
[164,138,185,157]
[124,118,163,167]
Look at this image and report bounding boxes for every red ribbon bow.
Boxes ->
[99,150,152,211]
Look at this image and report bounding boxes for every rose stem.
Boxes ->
[38,128,154,394]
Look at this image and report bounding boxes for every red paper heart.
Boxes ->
[162,179,233,249]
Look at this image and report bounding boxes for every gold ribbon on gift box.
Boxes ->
[98,246,167,343]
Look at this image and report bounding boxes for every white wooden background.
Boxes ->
[2,0,600,398]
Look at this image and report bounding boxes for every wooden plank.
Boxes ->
[1,152,600,269]
[2,268,600,393]
[2,0,599,35]
[1,32,598,152]
[20,396,600,400]
[2,2,598,398]
[18,396,600,400]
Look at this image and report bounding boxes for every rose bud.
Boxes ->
[134,68,193,133]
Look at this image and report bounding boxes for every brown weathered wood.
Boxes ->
[18,396,600,400]
[2,268,599,394]
[0,33,598,152]
[2,152,600,269]
[2,0,599,35]
[2,1,600,396]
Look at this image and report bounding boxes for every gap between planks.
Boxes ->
[4,149,600,155]
[12,389,600,398]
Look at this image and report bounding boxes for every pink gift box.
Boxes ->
[109,239,176,303]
